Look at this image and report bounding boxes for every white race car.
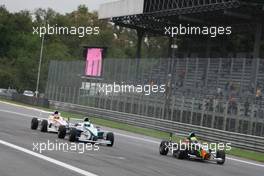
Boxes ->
[30,112,69,139]
[65,118,114,147]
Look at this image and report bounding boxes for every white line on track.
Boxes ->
[226,157,264,168]
[0,101,264,168]
[0,139,98,176]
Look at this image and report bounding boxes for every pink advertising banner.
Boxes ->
[85,48,103,77]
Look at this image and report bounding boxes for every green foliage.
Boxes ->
[0,5,169,92]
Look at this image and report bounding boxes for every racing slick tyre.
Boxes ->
[159,140,169,155]
[173,145,187,159]
[58,125,67,139]
[69,128,77,142]
[31,117,38,130]
[40,120,48,132]
[216,150,226,165]
[106,132,114,147]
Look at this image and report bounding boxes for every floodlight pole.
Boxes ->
[35,33,45,97]
[136,30,144,80]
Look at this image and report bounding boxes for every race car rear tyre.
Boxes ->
[159,140,169,155]
[40,120,48,132]
[216,150,225,165]
[173,144,187,159]
[69,128,77,142]
[106,132,114,147]
[173,148,187,159]
[31,118,38,130]
[58,125,66,139]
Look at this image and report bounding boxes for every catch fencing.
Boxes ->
[45,58,264,137]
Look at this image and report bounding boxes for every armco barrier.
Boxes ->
[0,94,49,108]
[50,100,264,153]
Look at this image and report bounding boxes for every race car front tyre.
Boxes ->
[216,150,226,165]
[106,132,114,147]
[31,118,38,130]
[159,140,169,155]
[69,128,77,142]
[58,125,66,139]
[40,120,48,132]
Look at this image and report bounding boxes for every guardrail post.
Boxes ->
[139,94,144,115]
[261,120,264,137]
[143,97,147,116]
[222,102,228,131]
[59,86,62,102]
[170,96,176,121]
[77,88,80,105]
[53,85,56,101]
[51,85,55,100]
[141,96,145,115]
[72,87,76,104]
[249,104,255,135]
[110,91,114,111]
[235,105,241,133]
[103,95,107,110]
[211,99,216,128]
[63,87,67,102]
[130,95,134,114]
[190,98,195,124]
[98,93,102,109]
[124,95,128,113]
[200,99,205,126]
[161,97,166,120]
[68,87,71,103]
[180,97,185,123]
[153,96,158,118]
[118,94,123,112]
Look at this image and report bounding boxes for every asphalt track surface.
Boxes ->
[0,101,263,176]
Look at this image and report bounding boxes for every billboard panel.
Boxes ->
[85,48,103,77]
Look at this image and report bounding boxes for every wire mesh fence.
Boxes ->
[45,58,264,137]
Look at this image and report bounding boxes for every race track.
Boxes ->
[0,101,263,176]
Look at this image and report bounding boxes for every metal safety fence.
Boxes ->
[45,58,264,137]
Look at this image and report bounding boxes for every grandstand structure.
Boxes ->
[46,1,264,137]
[99,0,264,59]
[99,0,264,135]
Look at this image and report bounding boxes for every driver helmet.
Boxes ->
[189,131,196,138]
[54,111,60,119]
[83,121,91,127]
[83,117,90,122]
[188,132,197,142]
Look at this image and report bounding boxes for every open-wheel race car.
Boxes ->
[30,111,70,138]
[159,132,226,165]
[61,117,114,147]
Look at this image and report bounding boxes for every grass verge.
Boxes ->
[1,98,264,162]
